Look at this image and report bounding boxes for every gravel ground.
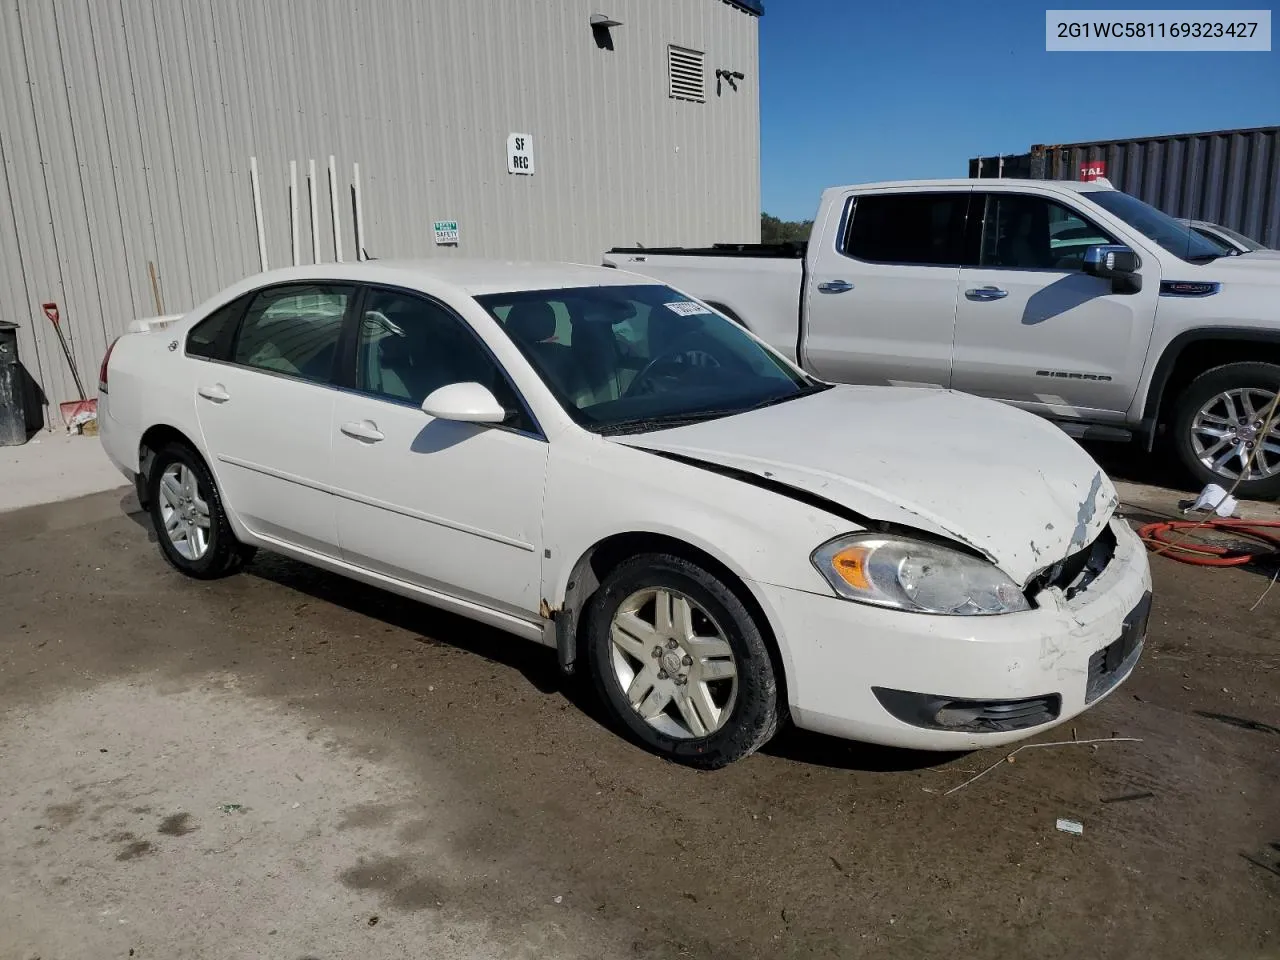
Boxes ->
[0,488,1276,960]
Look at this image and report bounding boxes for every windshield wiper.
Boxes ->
[597,383,832,436]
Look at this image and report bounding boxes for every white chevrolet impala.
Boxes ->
[99,260,1152,768]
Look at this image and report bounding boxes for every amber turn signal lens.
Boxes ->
[830,545,872,591]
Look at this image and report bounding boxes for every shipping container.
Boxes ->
[969,126,1280,248]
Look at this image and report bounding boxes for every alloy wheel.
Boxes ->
[608,587,738,739]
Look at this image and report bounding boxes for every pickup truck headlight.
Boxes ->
[811,534,1030,616]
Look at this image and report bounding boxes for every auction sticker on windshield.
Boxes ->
[664,301,713,316]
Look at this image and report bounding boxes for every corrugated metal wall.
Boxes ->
[970,127,1280,249]
[0,0,761,427]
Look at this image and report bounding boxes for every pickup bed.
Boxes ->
[605,178,1280,499]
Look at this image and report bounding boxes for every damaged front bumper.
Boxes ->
[753,518,1153,751]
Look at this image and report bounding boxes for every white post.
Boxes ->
[289,160,299,266]
[328,154,343,263]
[249,156,268,271]
[352,161,365,261]
[308,159,320,263]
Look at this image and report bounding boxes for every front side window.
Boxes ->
[980,194,1115,271]
[843,192,971,266]
[355,288,533,431]
[233,284,352,383]
[474,284,823,435]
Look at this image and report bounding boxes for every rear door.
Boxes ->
[802,189,971,388]
[191,282,353,556]
[951,191,1159,419]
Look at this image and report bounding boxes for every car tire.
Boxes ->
[585,553,782,769]
[147,441,255,579]
[1171,362,1280,501]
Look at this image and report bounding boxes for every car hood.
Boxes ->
[1198,251,1280,276]
[613,386,1118,586]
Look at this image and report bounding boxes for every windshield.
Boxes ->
[1089,190,1224,261]
[1207,223,1266,252]
[474,284,823,434]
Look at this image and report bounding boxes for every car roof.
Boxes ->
[823,177,1117,195]
[233,258,656,297]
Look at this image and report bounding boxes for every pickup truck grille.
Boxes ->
[1028,525,1116,600]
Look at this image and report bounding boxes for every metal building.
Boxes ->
[0,0,763,431]
[969,126,1280,249]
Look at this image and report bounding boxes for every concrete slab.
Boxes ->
[0,432,129,514]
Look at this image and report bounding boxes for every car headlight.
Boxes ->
[811,534,1030,616]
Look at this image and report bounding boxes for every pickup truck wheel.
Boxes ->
[586,554,781,769]
[148,441,255,579]
[1172,362,1280,500]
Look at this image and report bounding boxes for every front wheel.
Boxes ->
[1171,362,1280,501]
[586,554,782,769]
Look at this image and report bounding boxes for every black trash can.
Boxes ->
[0,320,27,446]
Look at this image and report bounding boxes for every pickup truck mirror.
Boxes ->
[1082,244,1142,294]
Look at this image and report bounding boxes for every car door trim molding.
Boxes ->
[216,454,332,494]
[327,483,536,552]
[218,453,535,551]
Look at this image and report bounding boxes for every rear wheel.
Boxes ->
[1172,363,1280,501]
[148,441,255,578]
[586,553,782,769]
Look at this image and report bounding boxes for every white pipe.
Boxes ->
[328,154,343,263]
[308,159,320,263]
[289,160,299,266]
[352,161,365,261]
[249,156,268,271]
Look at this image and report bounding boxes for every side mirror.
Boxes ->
[421,382,507,424]
[1083,244,1140,277]
[1082,244,1142,294]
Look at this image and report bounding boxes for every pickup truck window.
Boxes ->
[842,193,971,266]
[1088,190,1224,262]
[979,194,1114,271]
[475,284,821,435]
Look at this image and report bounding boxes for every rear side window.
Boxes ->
[232,284,353,384]
[843,192,971,266]
[186,296,248,361]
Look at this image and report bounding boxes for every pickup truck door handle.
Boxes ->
[965,286,1008,301]
[340,420,385,443]
[197,383,230,402]
[817,280,854,294]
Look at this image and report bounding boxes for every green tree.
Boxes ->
[761,212,813,245]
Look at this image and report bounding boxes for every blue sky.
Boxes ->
[759,0,1280,220]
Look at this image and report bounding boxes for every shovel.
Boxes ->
[42,302,97,431]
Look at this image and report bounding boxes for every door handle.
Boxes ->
[340,420,385,443]
[197,383,230,402]
[817,280,854,294]
[965,286,1008,301]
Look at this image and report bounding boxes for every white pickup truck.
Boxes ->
[604,179,1280,499]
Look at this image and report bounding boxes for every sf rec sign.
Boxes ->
[507,133,534,175]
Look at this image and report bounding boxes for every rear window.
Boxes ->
[843,192,971,266]
[186,296,248,361]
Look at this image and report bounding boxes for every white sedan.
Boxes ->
[99,260,1152,768]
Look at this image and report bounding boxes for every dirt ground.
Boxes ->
[1,484,1277,960]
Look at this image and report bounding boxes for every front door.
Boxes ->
[802,189,971,389]
[951,192,1159,419]
[192,282,353,556]
[329,286,548,619]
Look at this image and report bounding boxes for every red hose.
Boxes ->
[1136,518,1280,566]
